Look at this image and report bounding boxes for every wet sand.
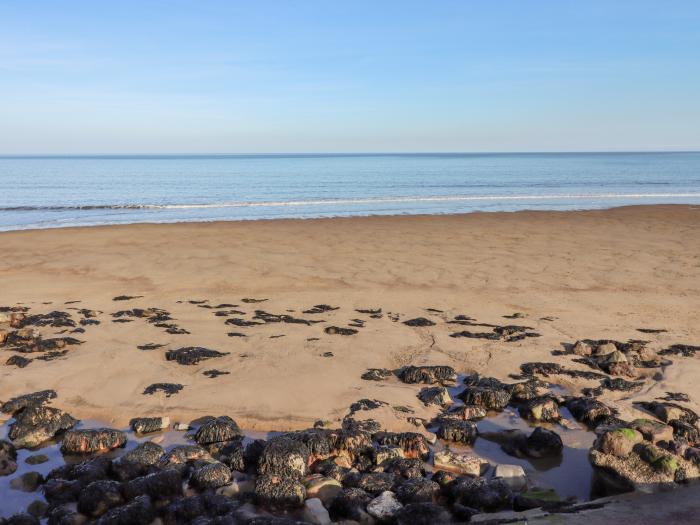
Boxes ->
[1,204,700,431]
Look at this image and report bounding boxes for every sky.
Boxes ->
[1,1,699,154]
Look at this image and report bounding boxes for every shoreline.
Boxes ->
[1,202,699,235]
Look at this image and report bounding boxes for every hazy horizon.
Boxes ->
[2,1,699,154]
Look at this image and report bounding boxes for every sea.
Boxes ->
[1,152,699,231]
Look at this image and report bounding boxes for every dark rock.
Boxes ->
[328,487,372,521]
[165,347,229,365]
[566,397,617,426]
[637,401,698,424]
[418,386,452,407]
[9,405,77,448]
[1,389,57,414]
[61,428,126,454]
[403,317,436,327]
[143,383,183,397]
[361,368,393,381]
[254,474,306,509]
[521,396,561,422]
[457,385,511,410]
[136,343,164,351]
[190,461,232,489]
[195,416,243,445]
[345,471,396,495]
[159,444,211,469]
[113,295,143,301]
[449,476,513,511]
[398,365,456,385]
[47,456,111,485]
[111,441,164,481]
[525,427,564,458]
[395,502,453,525]
[375,432,430,460]
[436,419,478,444]
[384,457,426,479]
[508,379,543,402]
[324,326,358,336]
[3,514,40,525]
[303,304,339,314]
[122,469,183,501]
[44,479,82,507]
[394,477,440,504]
[670,420,700,445]
[601,377,644,392]
[0,439,18,476]
[658,344,700,357]
[96,495,155,525]
[77,480,124,517]
[349,398,388,414]
[342,417,381,434]
[203,369,230,378]
[258,436,311,479]
[9,471,43,492]
[25,453,48,465]
[6,355,32,368]
[129,416,169,434]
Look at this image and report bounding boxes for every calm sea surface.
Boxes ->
[1,152,699,231]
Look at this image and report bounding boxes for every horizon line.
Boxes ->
[1,150,699,158]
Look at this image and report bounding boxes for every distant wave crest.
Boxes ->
[2,192,700,212]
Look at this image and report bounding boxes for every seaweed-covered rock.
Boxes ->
[394,477,440,504]
[0,439,18,476]
[638,401,698,425]
[129,417,169,434]
[142,383,183,397]
[418,386,453,407]
[521,397,560,422]
[449,477,513,512]
[329,487,372,521]
[77,480,124,517]
[398,365,456,385]
[629,419,674,444]
[194,416,243,445]
[61,428,126,454]
[436,419,478,444]
[375,432,430,460]
[670,420,700,445]
[96,495,155,525]
[457,385,511,410]
[254,474,306,509]
[2,389,58,413]
[433,450,487,476]
[596,428,643,457]
[258,437,311,479]
[110,441,164,481]
[165,347,230,365]
[190,461,232,489]
[9,405,77,448]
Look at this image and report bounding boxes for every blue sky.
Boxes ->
[1,1,699,153]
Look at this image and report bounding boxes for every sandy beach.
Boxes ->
[1,204,699,431]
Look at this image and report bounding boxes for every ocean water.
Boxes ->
[1,152,699,231]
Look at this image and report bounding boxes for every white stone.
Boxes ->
[494,464,527,491]
[367,491,403,521]
[173,422,190,431]
[301,498,331,525]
